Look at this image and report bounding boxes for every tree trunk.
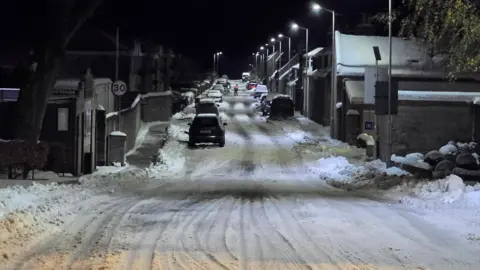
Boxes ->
[12,0,102,142]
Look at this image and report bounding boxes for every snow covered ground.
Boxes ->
[2,83,480,269]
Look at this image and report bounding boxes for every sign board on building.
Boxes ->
[112,80,127,96]
[52,89,77,97]
[364,67,388,104]
[364,121,374,130]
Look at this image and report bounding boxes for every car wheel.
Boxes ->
[218,140,225,147]
[188,141,195,148]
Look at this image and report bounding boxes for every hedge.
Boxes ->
[0,140,49,169]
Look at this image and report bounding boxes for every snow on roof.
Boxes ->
[269,70,278,79]
[304,47,324,58]
[273,94,292,100]
[287,78,298,86]
[345,80,480,103]
[110,131,126,136]
[196,113,218,118]
[279,69,291,80]
[275,52,284,62]
[54,79,81,90]
[143,90,172,98]
[93,78,112,87]
[335,31,448,77]
[292,64,299,69]
[335,31,433,67]
[199,98,215,104]
[267,52,278,61]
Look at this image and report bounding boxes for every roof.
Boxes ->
[199,98,215,104]
[267,52,278,61]
[335,31,449,77]
[304,47,324,58]
[273,94,292,100]
[196,113,218,118]
[344,80,480,104]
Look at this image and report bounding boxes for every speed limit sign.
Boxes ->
[112,80,127,96]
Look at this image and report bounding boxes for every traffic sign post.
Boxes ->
[111,80,127,131]
[112,80,127,96]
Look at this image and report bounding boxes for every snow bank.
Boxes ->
[172,111,195,120]
[168,122,189,142]
[0,182,96,260]
[392,175,480,207]
[306,156,373,182]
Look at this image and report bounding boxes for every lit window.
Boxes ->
[57,108,69,131]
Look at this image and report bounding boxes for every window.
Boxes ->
[57,108,69,131]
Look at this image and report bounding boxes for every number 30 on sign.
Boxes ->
[111,80,127,96]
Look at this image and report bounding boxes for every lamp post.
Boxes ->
[271,37,282,71]
[291,23,308,71]
[388,0,393,164]
[278,33,291,62]
[291,22,309,115]
[216,52,222,75]
[312,3,337,138]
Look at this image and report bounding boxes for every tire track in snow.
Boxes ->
[11,198,127,270]
[177,197,222,269]
[262,196,315,269]
[257,198,302,268]
[200,198,232,270]
[239,198,248,270]
[267,195,342,269]
[231,115,256,176]
[123,197,192,270]
[67,198,139,269]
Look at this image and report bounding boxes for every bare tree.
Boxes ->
[373,0,480,76]
[11,0,102,141]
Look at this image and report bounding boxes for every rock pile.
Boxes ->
[391,141,480,180]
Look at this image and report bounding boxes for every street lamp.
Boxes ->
[291,22,309,116]
[290,22,308,70]
[311,2,337,137]
[278,33,291,62]
[216,52,222,75]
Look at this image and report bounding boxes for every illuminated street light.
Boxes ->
[260,46,264,50]
[291,23,299,30]
[270,38,275,42]
[278,33,291,61]
[312,3,321,10]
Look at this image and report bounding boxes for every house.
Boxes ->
[302,47,325,119]
[63,28,175,110]
[0,75,113,176]
[333,31,480,161]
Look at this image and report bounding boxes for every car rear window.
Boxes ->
[193,117,219,126]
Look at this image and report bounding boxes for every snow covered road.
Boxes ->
[3,85,480,269]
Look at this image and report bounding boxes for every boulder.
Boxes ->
[400,162,432,179]
[434,160,456,172]
[452,167,480,181]
[424,150,445,167]
[405,152,424,162]
[455,153,478,170]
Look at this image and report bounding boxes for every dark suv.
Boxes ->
[185,114,227,147]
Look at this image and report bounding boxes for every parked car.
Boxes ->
[206,89,223,102]
[242,72,250,82]
[246,81,258,90]
[249,84,268,99]
[212,84,225,92]
[185,113,227,147]
[171,91,190,114]
[196,98,220,115]
[269,95,294,118]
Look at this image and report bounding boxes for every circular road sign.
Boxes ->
[112,80,127,96]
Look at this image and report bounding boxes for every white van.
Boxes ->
[249,84,268,99]
[242,72,250,82]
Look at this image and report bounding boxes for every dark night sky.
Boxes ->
[2,0,391,77]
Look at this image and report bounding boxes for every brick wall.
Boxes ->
[378,102,473,159]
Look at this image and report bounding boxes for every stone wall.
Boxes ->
[378,102,473,160]
[106,92,172,152]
